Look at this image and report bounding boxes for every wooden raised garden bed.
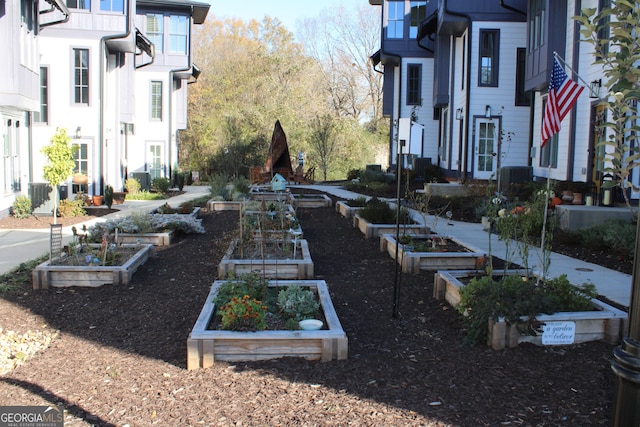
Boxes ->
[218,238,314,279]
[207,200,245,211]
[293,194,332,208]
[433,270,628,350]
[187,279,348,369]
[115,230,176,246]
[380,233,486,273]
[353,214,428,239]
[335,200,363,219]
[32,244,153,289]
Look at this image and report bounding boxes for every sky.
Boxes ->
[207,0,363,33]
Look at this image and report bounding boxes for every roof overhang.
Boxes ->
[137,0,210,24]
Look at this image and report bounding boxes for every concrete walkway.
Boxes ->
[0,183,632,309]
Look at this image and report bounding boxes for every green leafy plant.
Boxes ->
[11,195,33,219]
[57,198,87,218]
[104,185,114,209]
[457,274,597,346]
[277,285,320,321]
[576,5,640,212]
[358,197,411,224]
[345,196,367,207]
[152,177,171,193]
[125,178,141,194]
[219,295,267,331]
[41,128,76,223]
[213,273,266,308]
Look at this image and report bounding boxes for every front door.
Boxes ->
[148,143,163,180]
[473,119,497,180]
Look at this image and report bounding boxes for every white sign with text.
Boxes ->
[541,321,576,345]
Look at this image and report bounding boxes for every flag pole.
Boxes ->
[553,51,605,100]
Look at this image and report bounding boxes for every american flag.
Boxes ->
[541,58,585,146]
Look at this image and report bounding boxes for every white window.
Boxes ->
[146,13,164,53]
[169,15,188,54]
[73,48,89,105]
[386,1,404,39]
[151,81,162,120]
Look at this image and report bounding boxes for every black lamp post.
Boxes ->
[611,217,640,425]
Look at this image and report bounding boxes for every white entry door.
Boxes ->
[147,143,163,180]
[474,119,497,180]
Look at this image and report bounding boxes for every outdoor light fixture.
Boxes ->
[590,79,602,98]
[455,108,463,120]
[485,105,491,118]
[75,126,81,139]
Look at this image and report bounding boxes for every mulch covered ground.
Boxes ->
[0,195,619,426]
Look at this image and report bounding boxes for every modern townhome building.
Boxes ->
[0,0,69,216]
[370,0,634,203]
[0,0,208,217]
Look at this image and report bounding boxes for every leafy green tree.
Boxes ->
[575,2,640,210]
[308,114,337,181]
[41,128,76,223]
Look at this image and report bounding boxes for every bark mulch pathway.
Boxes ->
[0,201,617,426]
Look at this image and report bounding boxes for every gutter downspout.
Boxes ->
[168,6,195,181]
[99,0,132,193]
[39,0,70,29]
[444,0,472,181]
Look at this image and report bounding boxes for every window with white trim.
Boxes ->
[146,13,164,53]
[151,81,163,120]
[73,48,89,105]
[169,15,188,54]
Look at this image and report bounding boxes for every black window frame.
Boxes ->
[407,64,422,106]
[515,48,531,106]
[478,29,500,87]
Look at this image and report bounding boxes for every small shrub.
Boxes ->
[345,196,367,207]
[358,197,411,224]
[457,274,597,346]
[213,273,266,308]
[174,172,186,191]
[179,202,193,213]
[58,198,86,217]
[219,295,267,331]
[125,178,141,194]
[74,192,90,206]
[104,185,114,208]
[347,169,360,180]
[11,195,32,219]
[153,177,171,193]
[277,285,320,321]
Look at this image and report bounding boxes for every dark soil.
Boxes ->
[0,193,619,426]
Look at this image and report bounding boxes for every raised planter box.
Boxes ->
[187,279,348,368]
[335,200,363,219]
[218,238,314,279]
[293,194,332,208]
[32,244,153,289]
[151,206,201,218]
[380,234,486,273]
[116,230,176,246]
[353,214,428,239]
[433,270,628,350]
[207,200,245,211]
[249,189,294,203]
